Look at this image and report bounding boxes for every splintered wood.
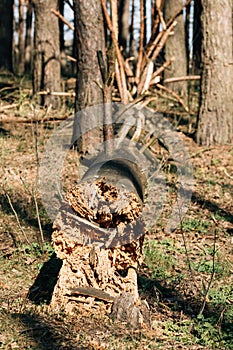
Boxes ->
[51,176,148,327]
[66,178,142,229]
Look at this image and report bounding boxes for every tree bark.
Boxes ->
[18,0,25,75]
[32,0,61,108]
[185,2,191,72]
[25,0,33,73]
[118,0,130,56]
[164,0,188,99]
[192,0,202,74]
[0,0,13,71]
[58,0,66,74]
[72,0,106,153]
[196,0,233,145]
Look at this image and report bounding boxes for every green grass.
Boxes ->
[182,218,211,233]
[142,235,233,349]
[143,239,181,280]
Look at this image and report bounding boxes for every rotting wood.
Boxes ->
[51,156,150,328]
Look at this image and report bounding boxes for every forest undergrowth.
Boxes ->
[0,76,232,349]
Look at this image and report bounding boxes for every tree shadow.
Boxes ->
[0,126,11,136]
[138,273,198,316]
[27,253,62,304]
[192,191,233,228]
[11,313,88,350]
[138,272,233,345]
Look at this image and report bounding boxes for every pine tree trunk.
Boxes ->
[196,0,233,145]
[192,0,202,74]
[0,0,13,71]
[18,0,25,75]
[164,0,188,98]
[25,0,33,73]
[118,0,130,56]
[72,0,106,153]
[59,0,66,74]
[185,2,191,72]
[32,0,61,108]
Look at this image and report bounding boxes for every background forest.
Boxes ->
[0,0,232,349]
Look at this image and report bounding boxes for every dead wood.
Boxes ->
[156,83,189,112]
[164,75,201,83]
[150,57,175,84]
[111,292,150,329]
[166,0,192,27]
[50,8,74,31]
[0,113,68,124]
[101,0,129,104]
[50,158,149,328]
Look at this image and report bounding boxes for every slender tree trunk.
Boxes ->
[59,0,66,73]
[129,0,137,59]
[164,0,188,99]
[193,0,202,74]
[185,2,191,73]
[118,0,130,56]
[196,0,233,145]
[72,0,106,153]
[0,0,13,71]
[58,0,65,53]
[143,0,147,47]
[18,0,25,75]
[32,0,61,108]
[25,0,33,73]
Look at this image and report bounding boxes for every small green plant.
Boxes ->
[182,218,211,233]
[209,285,233,305]
[144,239,179,280]
[213,210,233,222]
[23,242,54,258]
[163,319,195,344]
[192,315,222,347]
[211,158,222,166]
[193,259,224,274]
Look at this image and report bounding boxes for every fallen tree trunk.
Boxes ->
[50,154,150,328]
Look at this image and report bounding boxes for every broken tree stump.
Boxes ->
[50,155,150,328]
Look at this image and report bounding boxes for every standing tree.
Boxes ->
[25,0,33,72]
[72,0,107,153]
[18,0,26,75]
[32,0,61,108]
[0,0,13,71]
[164,0,188,98]
[118,0,130,56]
[196,0,233,145]
[192,0,202,74]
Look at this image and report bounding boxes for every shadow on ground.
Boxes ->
[11,313,88,350]
[27,253,62,304]
[192,191,233,228]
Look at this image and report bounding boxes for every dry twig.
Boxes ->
[164,75,200,83]
[50,8,74,31]
[149,57,175,85]
[156,83,189,112]
[5,192,31,245]
[198,228,218,317]
[101,0,128,104]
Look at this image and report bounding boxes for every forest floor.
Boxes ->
[0,77,232,349]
